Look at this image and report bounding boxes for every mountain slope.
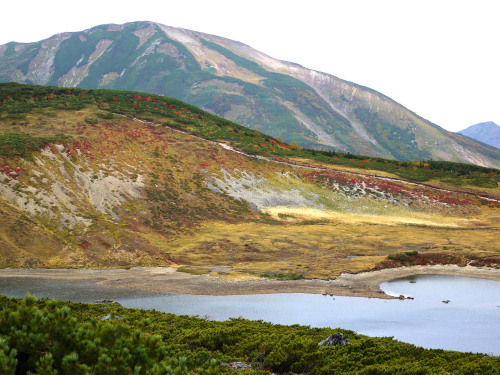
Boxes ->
[1,21,499,168]
[458,121,500,150]
[0,83,499,274]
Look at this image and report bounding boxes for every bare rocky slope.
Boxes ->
[1,21,499,168]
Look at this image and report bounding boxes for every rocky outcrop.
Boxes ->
[318,333,349,347]
[222,362,252,370]
[100,314,123,321]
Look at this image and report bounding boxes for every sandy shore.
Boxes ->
[1,265,500,298]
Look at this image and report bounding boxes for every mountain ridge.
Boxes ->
[0,21,499,168]
[170,24,500,166]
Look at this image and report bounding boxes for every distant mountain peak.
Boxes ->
[458,122,500,150]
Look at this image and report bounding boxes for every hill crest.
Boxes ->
[1,21,499,168]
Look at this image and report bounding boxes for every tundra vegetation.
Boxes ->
[0,82,498,277]
[1,293,499,375]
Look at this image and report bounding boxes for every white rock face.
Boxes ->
[206,169,324,211]
[58,39,113,87]
[26,33,71,85]
[0,144,144,233]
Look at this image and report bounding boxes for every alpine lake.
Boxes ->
[1,274,499,355]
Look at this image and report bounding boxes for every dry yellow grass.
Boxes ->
[263,206,483,228]
[148,204,500,279]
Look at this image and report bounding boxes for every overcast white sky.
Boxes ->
[1,0,498,132]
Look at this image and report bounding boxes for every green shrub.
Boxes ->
[470,177,498,188]
[0,133,70,158]
[404,251,419,256]
[0,294,198,374]
[84,117,98,125]
[440,177,465,186]
[97,111,114,119]
[388,253,406,261]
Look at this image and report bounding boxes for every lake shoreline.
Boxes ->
[1,264,500,298]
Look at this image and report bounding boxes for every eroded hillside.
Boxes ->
[0,83,499,277]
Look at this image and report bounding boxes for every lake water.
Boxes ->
[1,274,499,355]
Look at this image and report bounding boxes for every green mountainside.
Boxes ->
[1,21,499,168]
[0,83,499,274]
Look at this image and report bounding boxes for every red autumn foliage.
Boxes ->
[79,240,91,249]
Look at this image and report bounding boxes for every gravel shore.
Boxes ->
[1,265,499,298]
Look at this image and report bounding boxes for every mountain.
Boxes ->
[458,121,500,150]
[0,83,499,273]
[0,21,499,168]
